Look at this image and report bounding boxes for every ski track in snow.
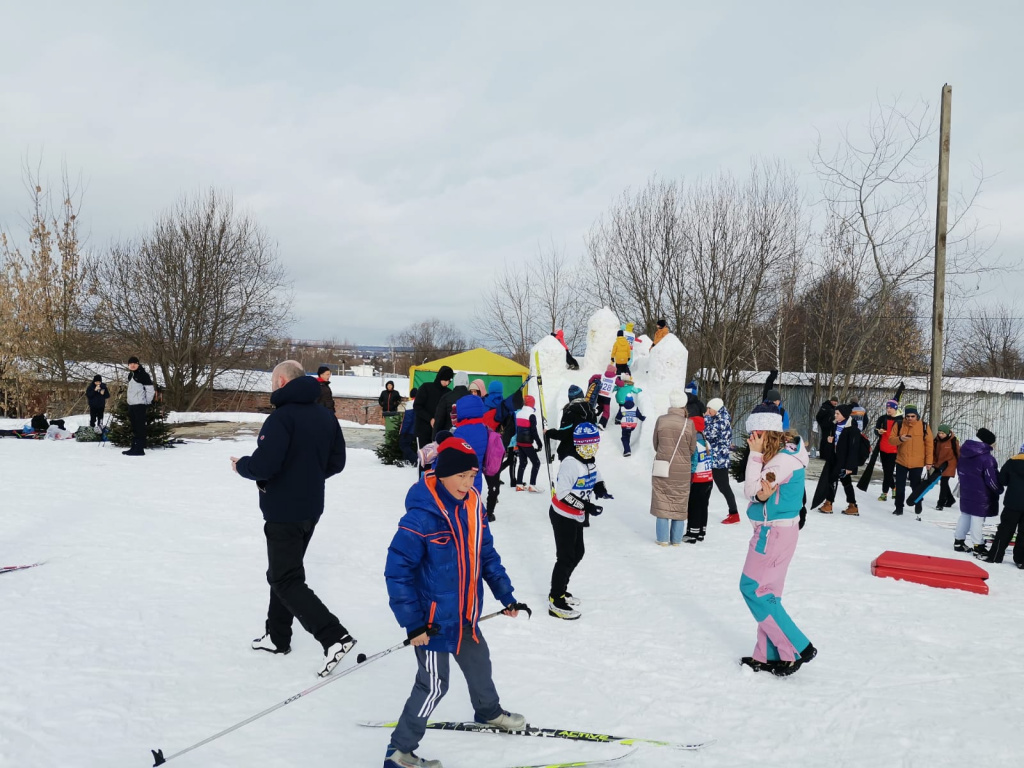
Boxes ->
[0,430,1020,768]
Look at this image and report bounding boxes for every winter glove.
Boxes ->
[585,501,604,516]
[594,481,613,500]
[407,623,440,641]
[544,428,560,440]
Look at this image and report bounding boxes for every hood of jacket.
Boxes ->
[959,439,992,461]
[271,375,322,407]
[455,393,486,421]
[385,380,394,390]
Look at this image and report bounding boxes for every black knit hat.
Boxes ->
[977,428,996,446]
[437,365,454,382]
[434,437,479,478]
[127,356,140,365]
[616,329,624,336]
[837,403,854,420]
[317,365,330,376]
[92,374,102,382]
[765,389,782,403]
[657,319,666,328]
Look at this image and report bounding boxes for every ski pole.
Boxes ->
[150,604,530,766]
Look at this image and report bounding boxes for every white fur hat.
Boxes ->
[745,404,784,433]
[669,390,687,408]
[707,397,724,412]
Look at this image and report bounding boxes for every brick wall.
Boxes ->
[199,390,386,425]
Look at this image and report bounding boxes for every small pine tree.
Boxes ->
[107,399,174,448]
[375,414,407,466]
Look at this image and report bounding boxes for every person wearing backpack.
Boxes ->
[649,390,697,546]
[683,414,715,543]
[818,404,863,516]
[888,404,933,517]
[933,425,960,510]
[613,396,646,457]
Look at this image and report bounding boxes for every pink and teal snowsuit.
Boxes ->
[740,439,811,663]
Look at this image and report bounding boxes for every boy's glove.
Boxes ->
[585,501,604,516]
[407,623,440,641]
[544,428,560,440]
[594,481,613,500]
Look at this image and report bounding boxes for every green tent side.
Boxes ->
[408,348,530,397]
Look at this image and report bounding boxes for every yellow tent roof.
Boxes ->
[409,348,529,380]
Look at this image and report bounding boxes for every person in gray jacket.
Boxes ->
[125,356,155,456]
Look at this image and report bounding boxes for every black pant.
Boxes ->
[89,405,105,428]
[827,473,857,504]
[615,363,630,376]
[549,509,585,598]
[937,477,957,507]
[687,481,713,534]
[880,452,897,494]
[264,519,346,651]
[711,467,738,516]
[485,474,501,518]
[128,404,148,451]
[894,464,923,513]
[989,507,1024,565]
[516,447,540,485]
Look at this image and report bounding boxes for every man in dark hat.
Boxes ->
[124,357,155,456]
[315,365,336,414]
[85,374,111,431]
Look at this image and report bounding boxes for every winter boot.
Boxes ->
[818,501,833,514]
[476,710,526,732]
[317,633,357,678]
[623,450,631,457]
[769,658,802,677]
[384,746,443,768]
[548,594,581,620]
[877,492,888,502]
[953,539,968,552]
[683,530,700,544]
[841,503,860,516]
[799,643,818,665]
[892,507,903,516]
[935,502,944,511]
[721,513,741,525]
[973,544,991,559]
[740,657,773,673]
[251,633,290,655]
[697,528,706,541]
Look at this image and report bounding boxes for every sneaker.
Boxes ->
[935,503,944,511]
[548,595,581,620]
[656,541,670,547]
[721,513,741,525]
[623,451,631,457]
[877,492,888,502]
[953,539,968,552]
[670,542,682,547]
[516,485,526,492]
[251,633,290,655]
[527,486,542,493]
[841,504,859,516]
[683,533,699,544]
[818,501,833,514]
[476,710,526,731]
[384,745,443,768]
[317,633,357,678]
[563,592,581,607]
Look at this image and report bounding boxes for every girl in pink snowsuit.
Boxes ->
[739,403,817,676]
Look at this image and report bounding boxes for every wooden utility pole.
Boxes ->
[930,84,952,429]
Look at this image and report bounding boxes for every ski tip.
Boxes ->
[151,748,166,766]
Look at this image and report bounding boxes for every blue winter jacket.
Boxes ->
[235,376,346,523]
[703,406,734,470]
[385,473,515,653]
[483,381,517,424]
[400,408,416,436]
[452,394,489,492]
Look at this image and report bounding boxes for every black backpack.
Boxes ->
[30,414,49,432]
[857,433,871,466]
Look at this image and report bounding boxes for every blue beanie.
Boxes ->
[685,380,698,395]
[568,384,584,400]
[573,422,601,445]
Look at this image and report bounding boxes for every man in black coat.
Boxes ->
[819,403,862,516]
[315,365,336,414]
[378,380,402,416]
[85,375,111,429]
[232,360,354,678]
[412,365,453,448]
[433,370,470,436]
[815,396,839,459]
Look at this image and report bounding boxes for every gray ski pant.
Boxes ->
[390,630,503,753]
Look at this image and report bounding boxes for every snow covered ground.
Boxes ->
[2,424,1020,768]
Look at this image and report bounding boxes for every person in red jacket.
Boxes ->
[874,400,901,502]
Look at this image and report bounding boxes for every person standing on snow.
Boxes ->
[379,380,402,416]
[315,365,336,414]
[548,423,613,620]
[738,403,816,676]
[232,360,355,679]
[815,396,839,459]
[124,356,155,456]
[954,428,1002,557]
[545,384,598,462]
[652,319,669,346]
[413,365,453,449]
[650,390,697,546]
[704,398,740,524]
[399,388,419,464]
[933,425,960,510]
[984,442,1024,567]
[610,330,631,376]
[514,396,542,492]
[433,371,470,437]
[595,365,620,429]
[888,404,933,518]
[85,374,110,430]
[818,403,862,516]
[874,400,902,502]
[383,437,526,768]
[614,396,645,457]
[683,414,714,543]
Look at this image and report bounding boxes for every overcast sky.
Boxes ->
[1,1,1020,345]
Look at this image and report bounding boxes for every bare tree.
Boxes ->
[388,318,468,371]
[948,302,1024,378]
[479,242,587,364]
[91,189,293,411]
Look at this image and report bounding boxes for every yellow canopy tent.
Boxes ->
[409,348,529,396]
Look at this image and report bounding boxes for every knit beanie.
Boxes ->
[977,428,996,446]
[685,380,698,395]
[573,422,600,446]
[523,395,535,408]
[657,319,666,328]
[624,397,634,409]
[568,384,584,400]
[707,397,724,412]
[837,404,854,420]
[885,400,899,410]
[437,366,455,381]
[469,378,486,394]
[903,404,919,416]
[745,403,784,433]
[691,415,706,433]
[669,390,687,408]
[127,356,140,365]
[92,374,102,383]
[617,329,624,337]
[433,437,479,478]
[765,389,782,403]
[453,371,469,388]
[317,365,330,376]
[937,424,952,435]
[605,365,616,377]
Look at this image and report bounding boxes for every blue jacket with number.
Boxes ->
[385,473,515,653]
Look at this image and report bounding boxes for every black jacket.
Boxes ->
[378,383,401,414]
[235,376,346,523]
[86,382,111,408]
[548,398,598,460]
[829,419,863,480]
[316,377,335,413]
[998,455,1024,510]
[413,375,450,442]
[433,385,470,437]
[816,402,836,455]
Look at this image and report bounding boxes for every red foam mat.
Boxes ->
[871,551,989,595]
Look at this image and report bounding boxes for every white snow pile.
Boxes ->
[581,306,621,375]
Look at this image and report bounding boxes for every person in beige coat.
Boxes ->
[650,390,697,545]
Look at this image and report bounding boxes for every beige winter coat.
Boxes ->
[650,408,697,520]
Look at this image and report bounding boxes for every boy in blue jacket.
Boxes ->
[384,437,525,768]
